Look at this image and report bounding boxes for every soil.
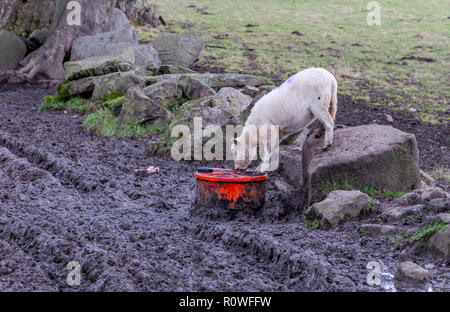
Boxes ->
[0,82,448,292]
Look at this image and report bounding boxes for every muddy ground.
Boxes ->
[0,83,448,292]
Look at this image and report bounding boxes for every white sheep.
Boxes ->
[231,67,337,172]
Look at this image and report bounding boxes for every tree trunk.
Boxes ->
[1,0,116,82]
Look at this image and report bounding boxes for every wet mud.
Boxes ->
[0,83,448,291]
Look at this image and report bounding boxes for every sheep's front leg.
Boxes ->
[256,131,280,172]
[310,105,334,151]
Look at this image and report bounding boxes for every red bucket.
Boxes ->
[194,168,267,214]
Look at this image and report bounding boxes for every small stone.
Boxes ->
[421,187,448,201]
[274,180,293,193]
[398,191,420,205]
[409,108,416,113]
[426,198,450,213]
[381,205,422,222]
[239,85,260,97]
[306,190,371,225]
[436,213,450,224]
[385,114,394,123]
[360,224,398,236]
[395,261,429,285]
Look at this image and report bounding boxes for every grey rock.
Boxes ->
[303,124,421,205]
[143,76,216,110]
[0,30,27,71]
[239,85,260,97]
[279,143,303,189]
[57,76,99,98]
[421,187,448,201]
[436,213,450,224]
[117,87,171,128]
[70,28,138,61]
[381,205,423,222]
[395,261,429,286]
[360,224,398,236]
[427,224,450,259]
[111,8,131,31]
[397,191,421,205]
[170,96,232,130]
[306,190,371,225]
[91,71,145,101]
[64,48,135,81]
[426,198,450,213]
[154,64,197,75]
[24,29,48,51]
[151,31,205,67]
[274,179,293,193]
[212,87,252,122]
[385,114,394,123]
[143,73,266,89]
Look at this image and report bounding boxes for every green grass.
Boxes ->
[82,108,167,137]
[150,0,449,124]
[39,95,66,111]
[361,186,405,199]
[358,228,370,236]
[426,167,450,183]
[303,219,325,230]
[40,95,89,113]
[320,179,405,200]
[409,221,445,243]
[387,220,445,248]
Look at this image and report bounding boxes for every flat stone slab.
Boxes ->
[303,124,420,205]
[64,48,135,81]
[143,73,266,89]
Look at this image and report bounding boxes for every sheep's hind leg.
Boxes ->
[310,105,334,151]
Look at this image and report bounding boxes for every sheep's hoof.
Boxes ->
[322,144,331,152]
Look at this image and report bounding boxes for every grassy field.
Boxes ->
[139,0,449,124]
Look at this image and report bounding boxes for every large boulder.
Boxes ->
[144,73,266,89]
[151,31,204,67]
[170,97,233,130]
[111,8,131,31]
[212,87,251,122]
[91,71,145,101]
[117,87,171,128]
[71,29,137,61]
[303,125,421,205]
[64,48,135,81]
[305,190,371,225]
[143,76,216,110]
[0,30,27,71]
[427,224,450,259]
[70,28,160,71]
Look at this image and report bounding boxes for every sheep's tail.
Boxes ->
[329,76,338,121]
